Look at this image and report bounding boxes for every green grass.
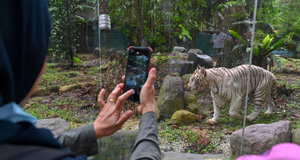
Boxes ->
[24,97,98,128]
[158,120,199,144]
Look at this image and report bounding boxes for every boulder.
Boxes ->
[46,85,60,93]
[230,121,292,158]
[188,53,213,70]
[186,103,199,114]
[94,131,138,160]
[187,49,203,55]
[156,107,161,120]
[59,84,81,92]
[179,61,194,76]
[173,46,186,53]
[99,62,114,71]
[184,91,196,105]
[292,128,300,145]
[182,74,192,84]
[170,72,180,77]
[170,110,197,125]
[157,76,184,120]
[35,118,71,137]
[32,86,50,97]
[162,152,228,160]
[179,53,188,59]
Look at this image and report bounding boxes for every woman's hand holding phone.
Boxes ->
[93,68,156,139]
[138,68,156,114]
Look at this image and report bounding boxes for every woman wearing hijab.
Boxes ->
[0,1,160,160]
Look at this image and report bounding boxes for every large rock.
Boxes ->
[188,53,213,70]
[99,62,114,71]
[173,46,186,53]
[35,118,71,137]
[179,61,194,76]
[170,110,197,125]
[46,85,60,93]
[94,131,138,160]
[186,103,199,114]
[162,152,228,160]
[32,86,50,97]
[187,49,203,55]
[230,121,292,158]
[292,128,300,145]
[157,76,184,120]
[182,74,192,84]
[184,91,196,106]
[59,84,81,92]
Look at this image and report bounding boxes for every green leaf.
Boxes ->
[229,30,247,45]
[73,57,81,63]
[253,47,259,56]
[75,15,87,24]
[262,35,272,51]
[232,44,245,52]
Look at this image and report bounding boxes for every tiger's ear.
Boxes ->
[197,65,201,70]
[201,67,207,77]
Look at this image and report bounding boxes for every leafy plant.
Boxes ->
[229,29,292,69]
[49,0,94,66]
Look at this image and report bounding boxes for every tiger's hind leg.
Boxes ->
[229,96,243,119]
[265,97,275,115]
[246,95,264,121]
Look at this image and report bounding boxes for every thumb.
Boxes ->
[144,68,156,87]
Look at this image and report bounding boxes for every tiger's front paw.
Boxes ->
[206,119,217,125]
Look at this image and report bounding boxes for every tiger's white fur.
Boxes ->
[188,64,277,124]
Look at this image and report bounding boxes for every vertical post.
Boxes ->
[240,0,258,155]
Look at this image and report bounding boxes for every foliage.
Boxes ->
[158,120,199,144]
[229,29,292,69]
[107,0,207,51]
[271,0,300,44]
[48,0,94,66]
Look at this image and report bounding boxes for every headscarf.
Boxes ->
[0,0,51,106]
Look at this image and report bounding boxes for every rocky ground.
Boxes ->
[25,53,300,158]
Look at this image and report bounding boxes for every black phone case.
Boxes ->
[123,46,152,102]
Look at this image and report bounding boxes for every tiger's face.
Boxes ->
[188,66,207,91]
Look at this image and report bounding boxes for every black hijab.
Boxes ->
[0,0,51,106]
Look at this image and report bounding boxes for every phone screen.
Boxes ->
[124,47,151,102]
[125,52,148,88]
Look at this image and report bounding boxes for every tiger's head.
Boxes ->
[188,65,207,91]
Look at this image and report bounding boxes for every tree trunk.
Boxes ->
[134,0,147,47]
[66,0,73,67]
[216,4,249,68]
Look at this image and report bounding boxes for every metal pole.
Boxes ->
[240,0,258,155]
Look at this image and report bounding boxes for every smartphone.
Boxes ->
[123,46,153,102]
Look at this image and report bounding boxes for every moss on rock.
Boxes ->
[59,84,81,92]
[186,103,199,114]
[170,110,197,125]
[184,91,196,106]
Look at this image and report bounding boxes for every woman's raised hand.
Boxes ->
[93,84,133,139]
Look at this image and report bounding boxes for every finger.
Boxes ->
[137,105,142,114]
[115,89,134,110]
[107,84,122,104]
[97,89,106,110]
[116,110,133,127]
[122,75,125,81]
[144,68,156,87]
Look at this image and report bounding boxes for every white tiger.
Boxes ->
[188,64,277,125]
